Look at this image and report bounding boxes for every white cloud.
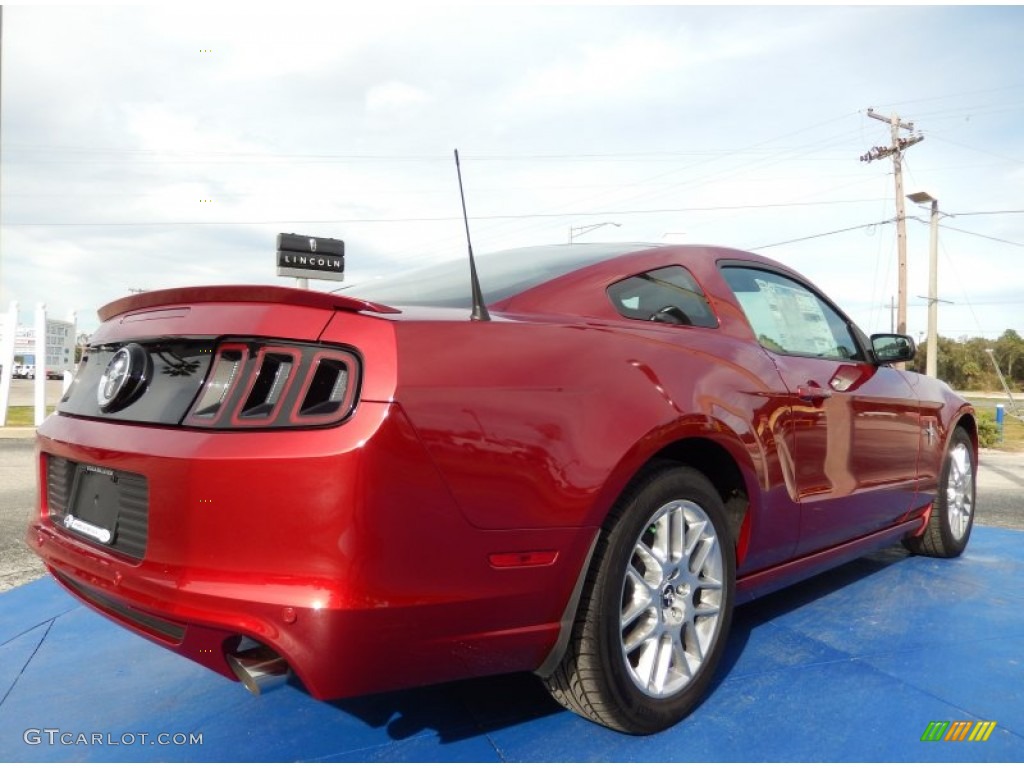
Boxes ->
[365,81,433,115]
[1,5,1021,339]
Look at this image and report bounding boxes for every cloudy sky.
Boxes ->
[1,4,1022,340]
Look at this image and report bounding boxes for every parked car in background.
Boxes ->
[13,364,35,379]
[27,243,977,734]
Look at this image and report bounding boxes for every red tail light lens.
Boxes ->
[184,340,359,429]
[236,348,297,424]
[291,353,358,425]
[185,344,247,423]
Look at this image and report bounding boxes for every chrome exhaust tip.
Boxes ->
[227,645,289,695]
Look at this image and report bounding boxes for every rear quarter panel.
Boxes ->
[393,313,800,573]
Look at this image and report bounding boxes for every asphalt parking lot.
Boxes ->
[0,440,40,592]
[2,378,67,408]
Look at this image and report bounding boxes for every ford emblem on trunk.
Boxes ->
[97,343,152,412]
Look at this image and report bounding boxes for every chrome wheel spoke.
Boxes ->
[684,518,707,558]
[672,628,692,678]
[621,568,655,628]
[620,497,726,699]
[682,620,705,665]
[697,574,723,591]
[693,602,720,618]
[649,634,674,692]
[634,542,665,585]
[623,614,659,653]
[633,637,659,687]
[689,538,713,576]
[945,443,974,539]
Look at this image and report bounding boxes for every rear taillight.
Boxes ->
[187,343,247,422]
[184,340,359,429]
[237,347,298,424]
[292,353,357,424]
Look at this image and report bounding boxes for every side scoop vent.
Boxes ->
[184,340,359,429]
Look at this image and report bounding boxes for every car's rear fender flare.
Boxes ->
[921,405,978,496]
[951,408,979,456]
[534,424,758,680]
[587,419,763,563]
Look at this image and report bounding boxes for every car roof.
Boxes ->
[348,243,661,309]
[348,243,796,313]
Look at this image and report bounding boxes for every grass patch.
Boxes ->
[3,405,56,427]
[967,398,1024,452]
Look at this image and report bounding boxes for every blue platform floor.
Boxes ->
[1,525,1022,762]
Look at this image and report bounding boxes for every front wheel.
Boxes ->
[544,464,735,734]
[904,425,976,558]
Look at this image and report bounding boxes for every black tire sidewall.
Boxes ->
[936,426,976,555]
[592,466,736,733]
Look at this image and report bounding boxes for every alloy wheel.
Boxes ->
[619,499,725,698]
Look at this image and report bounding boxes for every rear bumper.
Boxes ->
[27,404,591,700]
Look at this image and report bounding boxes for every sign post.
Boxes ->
[0,302,17,426]
[34,304,47,426]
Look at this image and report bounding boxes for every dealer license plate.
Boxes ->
[62,465,121,546]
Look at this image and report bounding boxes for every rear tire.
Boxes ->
[544,464,735,734]
[904,425,975,558]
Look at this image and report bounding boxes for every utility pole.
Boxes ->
[908,192,942,378]
[860,109,924,346]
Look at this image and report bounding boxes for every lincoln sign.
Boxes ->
[276,233,345,282]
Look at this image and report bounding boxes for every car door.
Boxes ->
[720,265,922,554]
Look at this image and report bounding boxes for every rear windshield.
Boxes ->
[348,244,652,308]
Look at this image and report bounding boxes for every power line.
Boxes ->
[911,102,1024,122]
[3,146,851,162]
[908,299,1024,307]
[938,236,988,339]
[868,82,1024,109]
[952,209,1024,216]
[0,198,893,228]
[750,218,896,250]
[938,224,1024,248]
[926,133,1024,166]
[904,210,1024,247]
[1,114,863,162]
[380,126,873,266]
[464,120,869,259]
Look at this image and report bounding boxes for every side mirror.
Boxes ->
[870,333,917,364]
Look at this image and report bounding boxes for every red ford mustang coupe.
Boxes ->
[28,243,976,734]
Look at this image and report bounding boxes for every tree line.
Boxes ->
[909,329,1024,392]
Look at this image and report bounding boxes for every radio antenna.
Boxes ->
[454,149,490,322]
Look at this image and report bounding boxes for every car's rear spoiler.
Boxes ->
[97,285,400,322]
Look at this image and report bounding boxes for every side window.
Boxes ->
[721,266,862,360]
[607,266,718,328]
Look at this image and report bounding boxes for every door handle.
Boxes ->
[797,383,832,402]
